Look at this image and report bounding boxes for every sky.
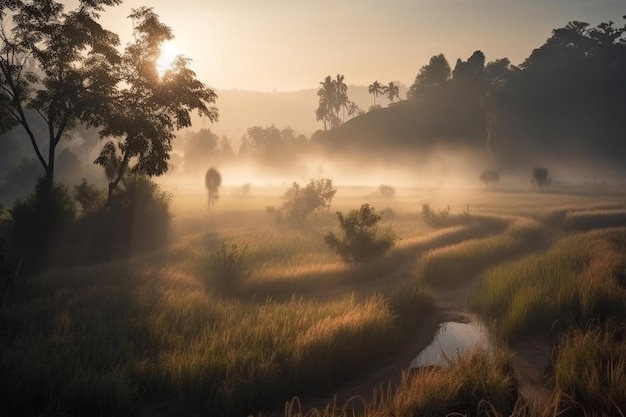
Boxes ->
[85,0,625,92]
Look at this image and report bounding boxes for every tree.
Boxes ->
[316,74,349,129]
[479,169,500,189]
[382,81,400,102]
[205,167,222,209]
[325,204,396,263]
[407,54,451,99]
[316,75,337,130]
[347,101,364,118]
[531,167,549,191]
[0,0,123,193]
[368,81,383,106]
[95,7,218,200]
[268,179,336,226]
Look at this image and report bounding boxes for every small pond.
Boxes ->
[410,320,493,368]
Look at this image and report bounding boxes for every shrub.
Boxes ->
[377,184,396,198]
[10,178,76,255]
[208,240,249,295]
[73,179,105,216]
[269,179,337,226]
[325,203,396,263]
[77,175,172,260]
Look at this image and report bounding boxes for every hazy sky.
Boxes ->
[89,0,625,91]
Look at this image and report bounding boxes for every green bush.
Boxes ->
[325,203,396,263]
[269,179,337,226]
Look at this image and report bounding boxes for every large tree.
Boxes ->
[407,54,451,99]
[95,7,218,199]
[0,0,123,192]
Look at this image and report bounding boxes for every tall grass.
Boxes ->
[0,234,433,417]
[284,349,517,417]
[417,217,548,288]
[552,323,626,416]
[470,228,626,341]
[564,209,626,232]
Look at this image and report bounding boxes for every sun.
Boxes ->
[156,41,181,75]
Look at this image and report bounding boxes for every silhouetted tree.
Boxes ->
[334,74,349,121]
[407,54,451,99]
[531,167,549,191]
[205,167,222,209]
[383,82,400,102]
[479,169,500,189]
[347,101,364,118]
[0,0,122,193]
[316,75,337,130]
[368,81,383,106]
[182,128,220,174]
[95,7,218,200]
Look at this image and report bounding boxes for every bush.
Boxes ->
[10,178,76,255]
[377,184,396,198]
[208,240,248,295]
[268,178,337,226]
[76,176,172,260]
[325,203,396,263]
[73,179,105,216]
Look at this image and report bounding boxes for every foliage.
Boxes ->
[531,167,549,191]
[325,204,396,263]
[73,179,105,216]
[376,184,396,198]
[269,179,337,226]
[407,54,451,99]
[239,125,308,166]
[10,178,76,255]
[78,175,172,259]
[480,169,500,189]
[204,167,222,209]
[368,80,383,106]
[421,203,453,227]
[232,183,251,197]
[209,240,248,296]
[316,74,349,130]
[382,81,400,102]
[95,7,218,199]
[0,0,123,190]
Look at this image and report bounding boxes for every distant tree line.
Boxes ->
[314,18,626,171]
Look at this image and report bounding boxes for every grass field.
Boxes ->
[1,184,625,416]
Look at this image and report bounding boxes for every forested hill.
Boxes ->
[313,20,626,172]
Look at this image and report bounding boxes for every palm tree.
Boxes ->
[317,75,337,130]
[383,81,400,102]
[334,74,348,121]
[347,101,363,118]
[368,81,383,106]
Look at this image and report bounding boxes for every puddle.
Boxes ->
[410,321,493,368]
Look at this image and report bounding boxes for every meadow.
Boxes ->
[1,182,625,417]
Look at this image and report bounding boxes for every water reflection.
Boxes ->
[410,321,492,368]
